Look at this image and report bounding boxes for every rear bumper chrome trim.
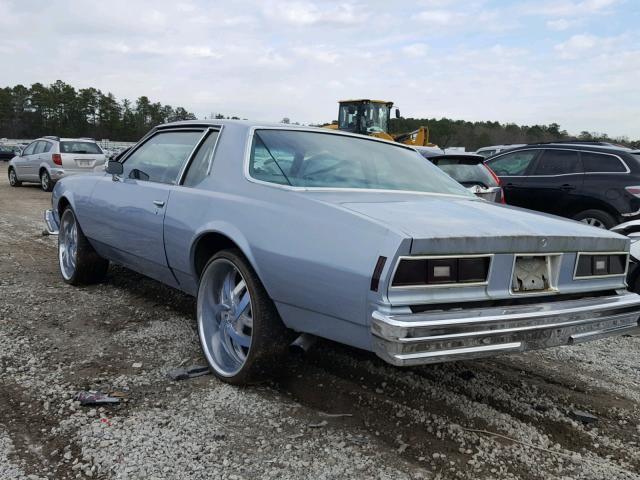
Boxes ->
[44,209,59,235]
[371,292,640,366]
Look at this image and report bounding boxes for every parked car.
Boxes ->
[485,143,640,229]
[610,220,640,293]
[416,148,504,203]
[44,121,640,384]
[0,145,19,161]
[475,144,525,158]
[8,136,106,191]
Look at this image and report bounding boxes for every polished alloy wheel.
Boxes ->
[59,212,78,280]
[198,259,253,376]
[8,169,17,186]
[41,172,50,191]
[580,217,605,229]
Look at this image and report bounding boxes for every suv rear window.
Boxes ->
[581,152,627,173]
[533,150,580,175]
[60,141,103,154]
[431,158,498,188]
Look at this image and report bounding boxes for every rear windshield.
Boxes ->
[249,130,473,196]
[60,141,103,154]
[432,158,498,188]
[0,145,15,153]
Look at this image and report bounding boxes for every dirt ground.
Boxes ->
[1,161,640,480]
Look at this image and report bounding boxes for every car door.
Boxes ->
[34,140,52,173]
[82,128,205,286]
[485,149,539,207]
[524,149,584,216]
[14,141,38,179]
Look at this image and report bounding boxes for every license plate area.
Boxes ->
[511,255,557,294]
[75,159,94,168]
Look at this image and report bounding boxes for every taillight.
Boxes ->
[392,256,490,287]
[625,186,640,198]
[52,153,62,165]
[483,164,505,203]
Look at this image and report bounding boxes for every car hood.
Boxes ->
[307,192,628,254]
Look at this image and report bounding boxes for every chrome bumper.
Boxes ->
[371,292,640,366]
[44,209,59,235]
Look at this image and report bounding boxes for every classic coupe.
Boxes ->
[44,120,640,384]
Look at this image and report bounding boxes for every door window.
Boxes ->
[34,141,48,154]
[533,150,581,175]
[122,130,203,184]
[581,152,626,173]
[22,142,37,156]
[182,130,220,187]
[486,150,537,176]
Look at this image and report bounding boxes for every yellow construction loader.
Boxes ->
[327,99,432,146]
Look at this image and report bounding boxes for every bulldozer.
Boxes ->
[327,99,433,147]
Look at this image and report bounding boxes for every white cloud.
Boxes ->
[553,33,615,59]
[546,18,573,31]
[522,0,619,17]
[401,43,429,58]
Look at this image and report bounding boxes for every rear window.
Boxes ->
[432,159,498,188]
[581,152,627,173]
[60,141,103,154]
[0,146,15,153]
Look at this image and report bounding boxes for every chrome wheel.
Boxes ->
[8,169,17,186]
[59,211,78,280]
[198,258,253,377]
[41,171,50,191]
[580,217,605,229]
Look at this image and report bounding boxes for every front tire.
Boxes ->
[197,249,292,384]
[40,170,53,192]
[58,208,109,285]
[8,167,21,187]
[573,209,616,229]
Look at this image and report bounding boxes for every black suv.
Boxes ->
[485,142,640,228]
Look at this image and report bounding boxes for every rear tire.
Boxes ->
[8,167,21,187]
[573,209,616,229]
[197,249,293,384]
[58,208,109,285]
[40,170,53,192]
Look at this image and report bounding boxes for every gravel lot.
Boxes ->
[1,162,640,479]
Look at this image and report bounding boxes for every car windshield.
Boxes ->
[0,146,15,153]
[249,130,473,196]
[431,158,498,188]
[60,141,103,154]
[633,153,640,162]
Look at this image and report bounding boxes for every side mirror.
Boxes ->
[395,108,401,119]
[106,161,123,179]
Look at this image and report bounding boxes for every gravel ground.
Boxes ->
[1,162,639,479]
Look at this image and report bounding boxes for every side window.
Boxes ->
[581,152,626,173]
[22,142,37,156]
[533,150,581,175]
[182,131,220,187]
[486,150,537,176]
[122,130,203,184]
[40,141,52,153]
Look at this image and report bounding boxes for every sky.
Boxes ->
[1,0,639,138]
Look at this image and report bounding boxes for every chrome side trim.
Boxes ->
[573,251,629,280]
[621,208,640,218]
[388,254,493,290]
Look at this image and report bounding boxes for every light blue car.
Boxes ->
[44,120,640,384]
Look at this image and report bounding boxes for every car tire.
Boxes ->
[40,170,53,192]
[8,167,21,187]
[197,248,293,385]
[573,209,616,229]
[58,207,109,285]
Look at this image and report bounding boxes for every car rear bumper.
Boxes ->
[44,209,60,235]
[371,292,640,366]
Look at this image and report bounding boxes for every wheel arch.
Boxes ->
[190,228,259,284]
[568,198,619,220]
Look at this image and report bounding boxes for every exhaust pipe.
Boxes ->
[290,333,317,354]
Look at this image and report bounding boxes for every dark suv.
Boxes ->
[485,142,640,229]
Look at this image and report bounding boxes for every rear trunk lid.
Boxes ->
[318,193,628,254]
[59,141,106,170]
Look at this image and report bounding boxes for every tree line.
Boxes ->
[0,80,196,142]
[389,117,640,151]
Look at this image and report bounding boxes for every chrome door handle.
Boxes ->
[153,200,165,208]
